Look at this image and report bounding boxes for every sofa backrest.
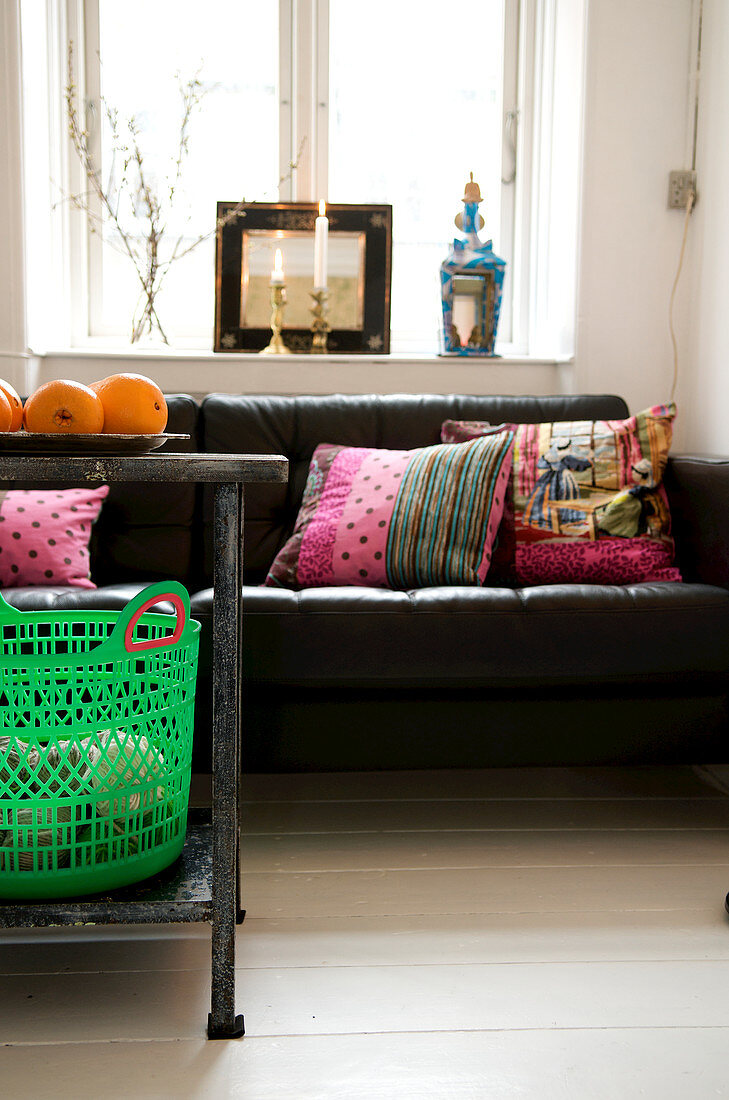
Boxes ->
[200,392,630,584]
[88,394,202,587]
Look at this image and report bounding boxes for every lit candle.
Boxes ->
[314,200,328,290]
[271,248,284,285]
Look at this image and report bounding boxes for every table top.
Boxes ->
[0,452,289,484]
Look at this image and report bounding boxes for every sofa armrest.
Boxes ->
[664,454,729,587]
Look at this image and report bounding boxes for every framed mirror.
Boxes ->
[214,202,392,353]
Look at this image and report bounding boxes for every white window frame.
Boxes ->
[278,0,329,204]
[24,0,585,358]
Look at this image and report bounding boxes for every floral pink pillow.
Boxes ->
[0,486,109,589]
[266,431,515,589]
[442,404,681,586]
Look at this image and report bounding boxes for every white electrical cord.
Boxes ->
[668,190,695,403]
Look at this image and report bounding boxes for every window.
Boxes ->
[327,1,508,352]
[87,0,280,345]
[21,0,583,357]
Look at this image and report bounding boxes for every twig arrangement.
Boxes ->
[63,42,301,344]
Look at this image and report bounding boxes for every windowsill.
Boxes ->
[27,347,574,399]
[34,347,572,367]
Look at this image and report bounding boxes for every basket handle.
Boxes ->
[108,580,192,655]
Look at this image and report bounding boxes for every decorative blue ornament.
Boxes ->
[440,174,506,356]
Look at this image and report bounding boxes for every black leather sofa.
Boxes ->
[3,391,729,773]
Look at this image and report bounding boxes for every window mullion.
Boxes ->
[20,0,71,353]
[498,0,520,347]
[510,0,537,355]
[278,0,294,200]
[524,0,586,359]
[289,0,327,202]
[78,0,102,342]
[313,0,328,204]
[528,0,556,357]
[52,0,92,346]
[291,0,312,200]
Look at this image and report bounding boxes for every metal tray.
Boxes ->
[0,432,190,455]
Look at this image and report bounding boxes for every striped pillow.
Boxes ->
[265,431,514,589]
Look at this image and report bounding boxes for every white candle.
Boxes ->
[314,200,328,290]
[271,248,284,285]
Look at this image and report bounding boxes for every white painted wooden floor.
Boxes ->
[3,764,729,1098]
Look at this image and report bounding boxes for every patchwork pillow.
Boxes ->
[265,431,514,589]
[441,404,681,586]
[0,486,110,589]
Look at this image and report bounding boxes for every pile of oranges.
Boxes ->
[0,374,168,435]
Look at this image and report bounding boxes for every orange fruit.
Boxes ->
[23,379,104,434]
[90,373,168,435]
[0,390,12,432]
[0,378,23,431]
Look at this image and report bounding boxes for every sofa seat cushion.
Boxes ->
[190,582,729,689]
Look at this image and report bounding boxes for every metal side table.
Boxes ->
[0,451,288,1040]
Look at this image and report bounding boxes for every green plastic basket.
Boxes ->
[0,580,200,900]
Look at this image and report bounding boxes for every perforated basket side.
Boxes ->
[0,583,199,898]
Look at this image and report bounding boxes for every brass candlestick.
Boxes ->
[309,288,330,353]
[260,283,291,355]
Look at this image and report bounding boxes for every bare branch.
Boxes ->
[63,41,304,343]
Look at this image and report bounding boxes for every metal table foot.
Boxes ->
[207,1012,245,1040]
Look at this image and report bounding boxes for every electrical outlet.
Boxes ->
[668,170,697,209]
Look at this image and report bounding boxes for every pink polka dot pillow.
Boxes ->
[0,486,109,589]
[265,431,514,589]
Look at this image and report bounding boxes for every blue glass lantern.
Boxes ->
[440,174,506,356]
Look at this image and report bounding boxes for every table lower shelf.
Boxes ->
[0,808,218,928]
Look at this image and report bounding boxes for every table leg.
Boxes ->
[237,486,246,927]
[208,482,245,1040]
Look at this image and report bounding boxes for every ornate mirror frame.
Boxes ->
[215,202,393,353]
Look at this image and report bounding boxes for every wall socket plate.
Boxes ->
[668,170,697,209]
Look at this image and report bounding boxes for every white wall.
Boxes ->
[575,0,696,445]
[3,0,724,453]
[683,0,729,455]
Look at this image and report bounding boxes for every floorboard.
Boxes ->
[3,764,729,1098]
